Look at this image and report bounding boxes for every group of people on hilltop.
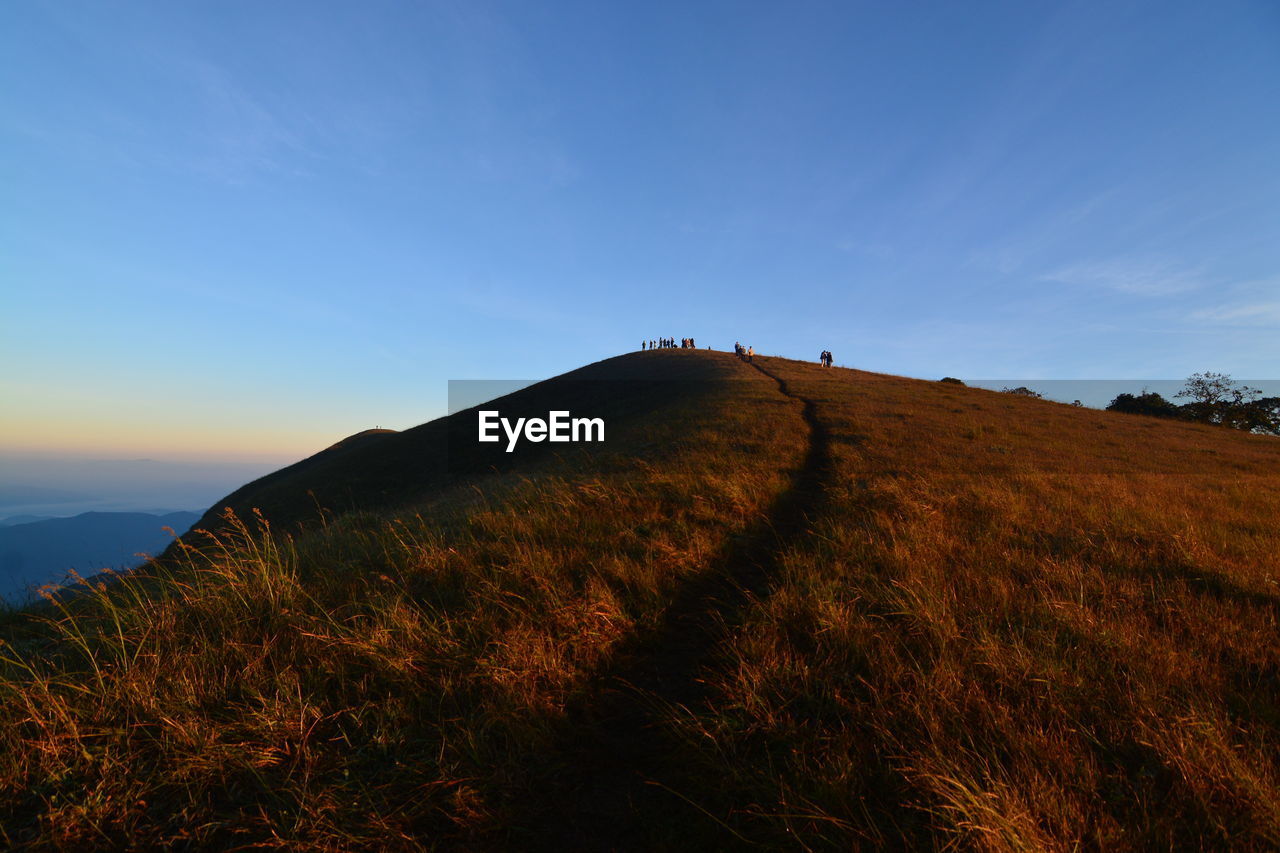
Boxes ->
[638,338,835,367]
[643,337,696,350]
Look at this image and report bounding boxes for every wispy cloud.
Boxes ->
[834,238,895,259]
[184,61,321,181]
[1182,275,1280,328]
[966,187,1125,276]
[1188,301,1280,326]
[1040,257,1207,296]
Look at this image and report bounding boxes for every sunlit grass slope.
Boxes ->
[669,357,1280,849]
[2,350,1278,850]
[0,350,803,848]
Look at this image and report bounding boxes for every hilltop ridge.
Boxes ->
[192,349,770,533]
[197,348,1279,536]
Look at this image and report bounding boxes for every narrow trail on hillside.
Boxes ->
[515,359,834,850]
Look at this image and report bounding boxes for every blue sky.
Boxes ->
[3,0,1277,460]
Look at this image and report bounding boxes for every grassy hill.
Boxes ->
[2,350,1278,850]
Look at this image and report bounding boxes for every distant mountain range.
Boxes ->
[0,514,55,527]
[0,510,200,603]
[0,454,287,520]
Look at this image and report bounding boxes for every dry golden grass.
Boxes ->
[0,352,802,848]
[0,350,1277,849]
[667,357,1280,849]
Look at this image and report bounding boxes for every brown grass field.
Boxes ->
[1,349,1278,850]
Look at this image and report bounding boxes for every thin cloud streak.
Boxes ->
[1188,301,1280,326]
[1041,257,1208,296]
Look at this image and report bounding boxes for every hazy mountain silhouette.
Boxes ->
[0,515,55,527]
[0,510,199,603]
[0,455,286,520]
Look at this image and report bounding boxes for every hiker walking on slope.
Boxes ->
[747,345,754,362]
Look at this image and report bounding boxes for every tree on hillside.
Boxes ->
[1228,396,1280,435]
[1105,377,1278,434]
[939,377,965,386]
[1001,386,1042,398]
[1106,391,1180,419]
[1178,372,1243,408]
[1165,373,1280,434]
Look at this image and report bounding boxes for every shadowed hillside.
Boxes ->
[190,350,758,534]
[2,350,1279,850]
